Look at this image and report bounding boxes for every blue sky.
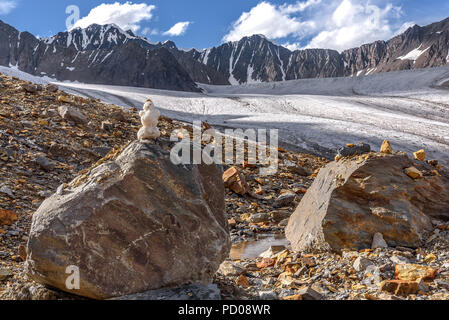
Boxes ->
[0,0,448,51]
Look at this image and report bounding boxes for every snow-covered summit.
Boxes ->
[42,23,154,51]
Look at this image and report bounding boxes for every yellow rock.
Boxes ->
[335,155,342,162]
[394,264,437,281]
[404,167,423,179]
[380,140,393,154]
[283,294,303,300]
[235,275,250,287]
[424,253,436,264]
[351,283,367,291]
[275,250,290,265]
[277,272,295,286]
[413,149,426,162]
[346,143,355,148]
[57,95,72,103]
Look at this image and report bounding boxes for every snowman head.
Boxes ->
[143,99,154,111]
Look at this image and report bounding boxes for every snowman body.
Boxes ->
[137,100,160,140]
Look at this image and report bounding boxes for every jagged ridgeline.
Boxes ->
[1,16,449,90]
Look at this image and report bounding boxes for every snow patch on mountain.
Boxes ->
[397,44,431,62]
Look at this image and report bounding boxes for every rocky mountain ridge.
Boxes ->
[0,21,200,92]
[1,17,449,89]
[342,18,449,76]
[170,17,449,84]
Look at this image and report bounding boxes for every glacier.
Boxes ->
[1,65,449,166]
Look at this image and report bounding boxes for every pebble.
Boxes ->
[353,257,374,272]
[218,261,245,277]
[0,185,14,198]
[337,143,371,157]
[390,255,410,265]
[56,184,65,195]
[249,212,270,223]
[372,232,388,248]
[259,290,278,300]
[278,218,289,227]
[35,155,55,171]
[274,192,296,208]
[296,286,323,300]
[259,245,286,259]
[0,268,12,281]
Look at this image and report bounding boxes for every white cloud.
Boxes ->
[223,0,320,42]
[72,2,155,32]
[141,27,150,35]
[0,0,17,15]
[283,42,301,51]
[142,27,160,37]
[163,21,191,36]
[305,0,403,51]
[225,0,408,52]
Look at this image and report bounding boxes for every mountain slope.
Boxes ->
[154,40,231,85]
[161,17,449,84]
[0,21,200,92]
[342,17,449,76]
[162,35,343,85]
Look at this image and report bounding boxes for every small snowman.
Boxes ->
[137,99,160,140]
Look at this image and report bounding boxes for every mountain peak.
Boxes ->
[41,23,155,51]
[247,34,268,40]
[162,40,177,49]
[239,34,271,43]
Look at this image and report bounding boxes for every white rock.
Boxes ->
[353,257,374,272]
[217,261,244,277]
[371,232,388,249]
[361,265,382,288]
[342,251,359,259]
[259,245,286,259]
[390,255,410,265]
[58,105,87,125]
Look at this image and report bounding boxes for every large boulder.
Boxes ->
[286,153,449,252]
[25,139,230,299]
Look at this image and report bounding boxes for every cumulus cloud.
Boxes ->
[283,42,301,51]
[305,0,403,51]
[72,1,155,32]
[163,21,191,36]
[0,0,17,15]
[141,27,160,36]
[225,0,409,52]
[223,0,320,42]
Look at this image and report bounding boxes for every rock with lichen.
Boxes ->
[26,139,230,299]
[286,153,449,252]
